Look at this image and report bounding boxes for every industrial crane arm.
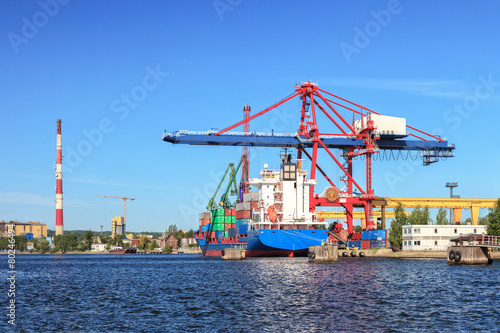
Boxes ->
[219,158,243,208]
[206,164,234,211]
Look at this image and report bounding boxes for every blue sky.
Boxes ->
[1,0,499,233]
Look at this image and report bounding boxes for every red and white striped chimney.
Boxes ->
[56,119,63,235]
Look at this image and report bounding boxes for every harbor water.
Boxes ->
[1,254,499,332]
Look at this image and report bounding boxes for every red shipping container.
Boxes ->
[362,240,370,250]
[231,209,236,216]
[250,201,259,210]
[231,223,236,229]
[224,208,234,216]
[201,218,211,226]
[351,232,362,240]
[224,224,231,231]
[235,210,251,220]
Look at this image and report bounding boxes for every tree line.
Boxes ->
[1,225,197,253]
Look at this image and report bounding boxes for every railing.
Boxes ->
[164,130,355,140]
[455,234,500,246]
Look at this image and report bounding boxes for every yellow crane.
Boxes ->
[317,197,497,228]
[96,194,135,227]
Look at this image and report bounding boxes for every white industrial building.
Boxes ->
[91,243,107,252]
[402,224,487,251]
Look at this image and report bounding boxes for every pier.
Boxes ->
[447,234,498,265]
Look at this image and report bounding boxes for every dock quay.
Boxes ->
[447,234,498,265]
[308,245,339,262]
[221,248,246,260]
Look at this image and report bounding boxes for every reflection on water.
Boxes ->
[0,255,498,332]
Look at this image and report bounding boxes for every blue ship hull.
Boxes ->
[195,229,328,257]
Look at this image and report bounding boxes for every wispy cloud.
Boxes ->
[68,178,172,191]
[0,192,88,208]
[319,78,465,99]
[0,192,53,206]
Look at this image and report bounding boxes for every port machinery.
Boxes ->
[163,81,455,233]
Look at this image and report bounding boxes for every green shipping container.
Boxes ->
[212,224,225,231]
[231,216,236,223]
[213,216,225,224]
[224,216,232,223]
[212,208,225,217]
[224,231,229,238]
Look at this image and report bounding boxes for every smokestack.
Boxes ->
[56,119,63,235]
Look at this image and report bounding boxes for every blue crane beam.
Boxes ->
[163,131,455,153]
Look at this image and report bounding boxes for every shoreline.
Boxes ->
[2,249,499,259]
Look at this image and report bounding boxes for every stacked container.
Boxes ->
[235,192,258,236]
[199,212,212,227]
[360,230,387,249]
[210,208,238,238]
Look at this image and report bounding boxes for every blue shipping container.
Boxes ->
[370,239,383,248]
[377,230,387,239]
[214,231,225,238]
[347,241,361,249]
[361,231,372,240]
[228,228,237,238]
[362,230,387,240]
[236,219,250,227]
[238,224,248,235]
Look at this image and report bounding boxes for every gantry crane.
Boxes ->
[163,81,455,233]
[206,159,243,211]
[96,195,135,227]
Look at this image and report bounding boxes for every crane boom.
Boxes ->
[96,195,135,228]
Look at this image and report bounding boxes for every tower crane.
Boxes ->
[96,195,135,227]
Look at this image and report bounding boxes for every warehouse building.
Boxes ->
[402,224,486,251]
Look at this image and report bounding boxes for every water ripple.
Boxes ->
[0,255,498,332]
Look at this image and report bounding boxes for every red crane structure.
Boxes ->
[164,81,454,233]
[239,104,251,201]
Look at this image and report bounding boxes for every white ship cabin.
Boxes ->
[248,162,326,230]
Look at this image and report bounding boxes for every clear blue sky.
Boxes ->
[1,0,499,232]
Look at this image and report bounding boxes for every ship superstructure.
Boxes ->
[195,158,328,257]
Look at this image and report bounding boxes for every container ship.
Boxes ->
[194,160,329,257]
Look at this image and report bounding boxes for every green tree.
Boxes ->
[150,240,159,250]
[478,216,489,225]
[184,229,195,238]
[114,234,125,247]
[38,240,50,254]
[0,237,8,250]
[163,245,173,253]
[436,208,449,225]
[14,236,27,251]
[408,206,423,225]
[462,217,472,225]
[389,204,407,249]
[139,235,150,250]
[101,236,113,245]
[167,225,178,238]
[354,225,362,233]
[487,199,500,236]
[54,234,78,253]
[84,230,94,250]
